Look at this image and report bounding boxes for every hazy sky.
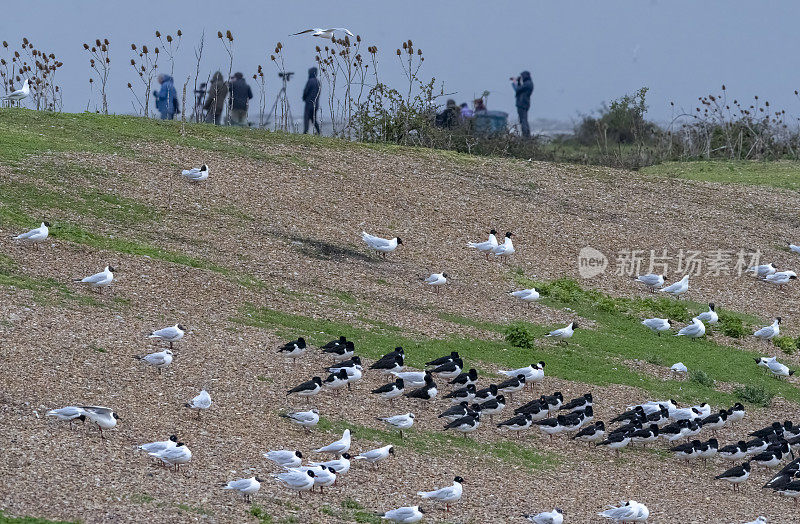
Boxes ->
[3,1,800,125]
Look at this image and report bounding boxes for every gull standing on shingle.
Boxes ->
[264,449,303,468]
[748,262,777,279]
[184,389,211,418]
[134,349,173,374]
[361,231,403,258]
[79,406,120,438]
[598,500,649,522]
[636,273,664,292]
[354,444,394,468]
[378,505,424,523]
[46,406,86,429]
[492,232,515,259]
[281,408,320,432]
[13,221,50,248]
[417,476,463,512]
[75,265,115,293]
[510,288,540,306]
[523,507,564,524]
[467,229,498,259]
[272,469,315,497]
[150,442,192,471]
[223,476,262,502]
[315,429,351,457]
[148,324,185,349]
[181,164,209,181]
[377,413,415,438]
[423,272,447,292]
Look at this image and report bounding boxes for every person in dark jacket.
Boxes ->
[227,72,253,126]
[435,99,460,128]
[302,67,321,134]
[203,71,228,125]
[154,74,179,120]
[511,70,533,137]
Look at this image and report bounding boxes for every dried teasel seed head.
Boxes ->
[127,82,132,88]
[23,37,29,45]
[104,38,109,45]
[130,59,135,65]
[417,49,422,55]
[2,41,7,47]
[105,57,110,63]
[402,42,407,49]
[154,47,159,54]
[166,35,173,43]
[131,43,136,50]
[177,30,182,37]
[142,45,148,53]
[217,31,223,39]
[91,47,96,52]
[226,30,233,41]
[83,43,90,50]
[396,49,401,56]
[270,55,275,61]
[89,77,93,83]
[155,30,161,38]
[101,44,107,52]
[95,39,101,47]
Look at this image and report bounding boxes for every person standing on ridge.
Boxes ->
[228,72,253,126]
[511,70,533,137]
[203,71,228,125]
[302,67,321,134]
[154,74,179,120]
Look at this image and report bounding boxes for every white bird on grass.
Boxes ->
[291,28,354,40]
[74,265,114,292]
[417,476,463,511]
[675,317,705,340]
[134,349,173,374]
[223,476,262,502]
[379,505,424,523]
[46,406,86,429]
[467,229,498,259]
[354,444,394,467]
[184,389,211,417]
[361,231,402,258]
[181,164,208,181]
[754,318,781,341]
[767,359,794,379]
[546,322,577,344]
[641,318,672,336]
[315,429,351,456]
[670,362,688,374]
[524,508,564,524]
[148,324,185,349]
[697,302,719,324]
[2,79,30,106]
[510,288,540,305]
[635,273,664,292]
[659,275,689,297]
[378,413,415,437]
[281,408,319,431]
[13,221,50,246]
[598,500,649,522]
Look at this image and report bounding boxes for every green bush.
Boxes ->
[718,313,747,339]
[734,385,774,407]
[689,369,715,388]
[772,336,796,355]
[505,322,535,349]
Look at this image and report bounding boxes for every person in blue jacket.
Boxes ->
[154,74,180,120]
[511,70,533,137]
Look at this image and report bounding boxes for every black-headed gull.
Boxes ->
[181,164,208,181]
[148,324,185,349]
[150,442,192,471]
[417,476,463,511]
[697,302,719,324]
[748,262,777,278]
[46,406,86,429]
[3,79,30,105]
[78,406,119,438]
[743,517,767,524]
[138,435,178,454]
[309,453,351,475]
[291,28,354,39]
[765,271,797,288]
[659,275,689,297]
[492,232,515,259]
[598,500,649,521]
[510,288,540,305]
[75,265,115,292]
[715,461,750,491]
[281,408,319,431]
[361,231,402,258]
[377,413,415,438]
[272,468,315,496]
[13,221,50,247]
[635,273,664,292]
[391,369,428,387]
[675,318,705,340]
[184,389,211,417]
[424,272,447,291]
[670,362,688,374]
[315,429,350,457]
[790,244,800,255]
[354,444,394,467]
[467,229,498,259]
[754,318,781,341]
[500,362,545,390]
[524,507,563,524]
[264,449,303,468]
[767,358,794,379]
[223,476,262,502]
[378,505,424,523]
[135,349,173,374]
[546,322,577,344]
[642,317,672,336]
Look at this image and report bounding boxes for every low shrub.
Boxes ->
[718,313,747,339]
[772,336,796,355]
[505,322,535,349]
[734,384,774,407]
[689,369,715,388]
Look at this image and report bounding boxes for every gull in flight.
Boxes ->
[467,229,498,259]
[753,318,781,341]
[424,272,447,292]
[659,275,689,298]
[635,273,664,292]
[2,79,30,106]
[510,288,540,306]
[291,28,354,40]
[417,476,463,512]
[223,477,262,502]
[74,265,115,292]
[184,389,211,418]
[598,500,649,522]
[675,317,706,340]
[13,221,50,247]
[148,324,185,349]
[79,406,120,438]
[181,164,208,181]
[361,231,402,258]
[378,505,425,523]
[46,406,86,429]
[523,507,564,524]
[134,349,173,374]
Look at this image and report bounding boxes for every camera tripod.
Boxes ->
[264,72,295,132]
